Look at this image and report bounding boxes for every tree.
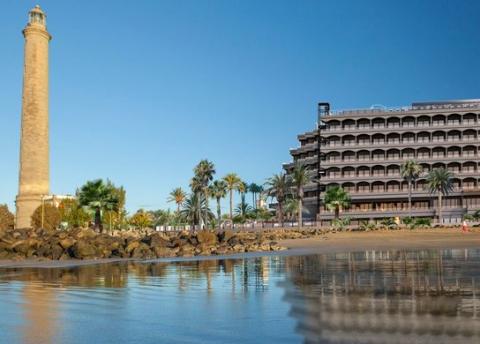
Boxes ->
[284,198,298,222]
[234,202,254,218]
[129,209,153,229]
[238,181,249,216]
[324,186,351,220]
[194,160,215,225]
[58,198,90,228]
[248,183,263,209]
[31,203,61,231]
[289,163,313,228]
[209,180,227,228]
[265,173,289,226]
[180,193,213,227]
[400,160,422,218]
[77,179,121,232]
[0,204,14,230]
[223,173,242,221]
[427,168,453,225]
[168,187,187,214]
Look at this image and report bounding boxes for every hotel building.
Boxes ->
[286,99,480,224]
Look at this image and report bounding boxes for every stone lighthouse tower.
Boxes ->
[16,5,52,228]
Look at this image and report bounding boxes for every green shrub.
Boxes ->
[0,204,14,230]
[31,204,61,231]
[414,217,431,228]
[359,221,377,231]
[379,217,398,230]
[332,217,351,231]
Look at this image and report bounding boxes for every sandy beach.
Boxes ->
[281,228,480,254]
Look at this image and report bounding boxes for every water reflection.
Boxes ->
[0,257,286,344]
[283,249,480,343]
[0,249,479,343]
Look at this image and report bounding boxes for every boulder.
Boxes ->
[72,241,97,259]
[218,230,234,243]
[214,245,229,255]
[153,246,176,258]
[197,231,217,245]
[131,243,153,259]
[59,237,76,250]
[125,240,140,254]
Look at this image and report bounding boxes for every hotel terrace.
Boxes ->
[286,99,480,225]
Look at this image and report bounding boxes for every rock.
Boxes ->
[195,243,212,256]
[131,243,153,259]
[214,245,228,255]
[153,246,176,258]
[177,244,195,257]
[75,228,97,239]
[218,230,235,243]
[59,237,76,250]
[227,237,239,247]
[72,241,97,259]
[147,233,170,248]
[196,231,218,245]
[125,240,140,254]
[50,244,64,260]
[231,244,245,253]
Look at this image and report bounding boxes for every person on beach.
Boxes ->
[462,220,469,233]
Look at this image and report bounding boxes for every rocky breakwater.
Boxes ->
[0,227,323,261]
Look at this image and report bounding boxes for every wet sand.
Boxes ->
[1,228,479,268]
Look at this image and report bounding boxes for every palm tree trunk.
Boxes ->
[216,197,221,230]
[438,193,443,225]
[298,198,303,228]
[204,189,210,229]
[335,206,340,220]
[229,189,233,222]
[95,207,102,233]
[408,179,412,218]
[278,202,283,227]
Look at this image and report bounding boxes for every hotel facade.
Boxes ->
[286,99,480,225]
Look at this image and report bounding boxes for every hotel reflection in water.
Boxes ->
[282,249,480,343]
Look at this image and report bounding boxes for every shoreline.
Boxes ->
[1,228,480,269]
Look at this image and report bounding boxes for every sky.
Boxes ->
[1,0,479,213]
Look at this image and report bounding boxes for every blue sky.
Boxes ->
[1,0,479,213]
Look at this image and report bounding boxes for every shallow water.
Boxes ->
[1,248,480,344]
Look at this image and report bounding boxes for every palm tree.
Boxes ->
[209,180,227,228]
[265,173,289,226]
[234,202,254,218]
[238,181,248,216]
[167,187,187,214]
[289,164,313,228]
[427,168,453,225]
[284,198,298,222]
[223,173,242,221]
[248,183,263,209]
[324,185,351,220]
[400,160,422,217]
[77,179,120,232]
[180,193,213,227]
[193,160,216,228]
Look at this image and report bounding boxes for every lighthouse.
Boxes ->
[16,5,52,228]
